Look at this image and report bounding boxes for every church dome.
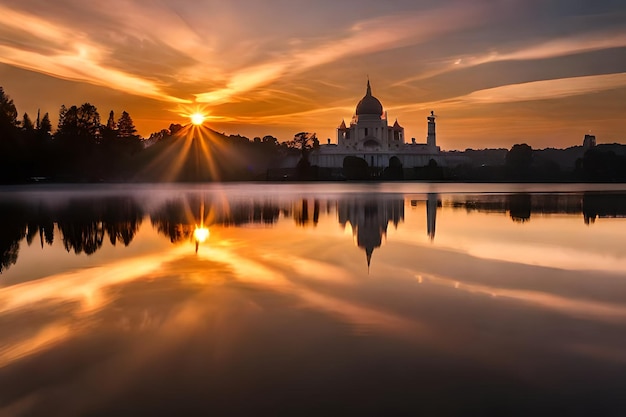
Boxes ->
[355,80,383,116]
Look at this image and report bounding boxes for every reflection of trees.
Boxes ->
[583,193,626,224]
[0,197,144,271]
[449,192,626,224]
[58,217,105,255]
[293,199,320,227]
[150,200,194,243]
[150,196,284,243]
[57,198,143,254]
[103,200,143,246]
[338,198,404,267]
[0,203,27,273]
[508,194,531,223]
[450,194,599,223]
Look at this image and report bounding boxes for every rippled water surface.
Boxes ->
[2,183,626,416]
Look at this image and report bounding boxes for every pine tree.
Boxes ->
[106,110,116,130]
[0,87,18,135]
[56,103,100,144]
[117,111,137,139]
[39,113,52,135]
[57,105,68,131]
[22,113,34,131]
[101,110,117,144]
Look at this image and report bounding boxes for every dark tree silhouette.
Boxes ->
[383,156,404,180]
[288,132,318,160]
[0,87,18,134]
[262,135,278,146]
[21,113,34,131]
[117,111,138,139]
[506,143,533,174]
[101,110,117,144]
[582,148,626,181]
[0,88,21,182]
[38,113,52,136]
[106,110,116,130]
[56,103,101,144]
[343,156,369,180]
[288,132,318,179]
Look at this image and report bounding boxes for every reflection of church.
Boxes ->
[311,80,444,169]
[338,199,404,267]
[339,195,440,267]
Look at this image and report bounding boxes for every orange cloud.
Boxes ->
[0,5,190,103]
[194,4,487,105]
[451,72,626,104]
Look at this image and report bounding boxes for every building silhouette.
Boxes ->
[311,80,444,170]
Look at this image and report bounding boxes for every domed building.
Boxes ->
[310,80,443,171]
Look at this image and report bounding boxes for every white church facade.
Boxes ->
[310,80,444,169]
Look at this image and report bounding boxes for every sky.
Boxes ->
[0,0,625,150]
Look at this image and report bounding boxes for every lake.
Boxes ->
[2,183,626,416]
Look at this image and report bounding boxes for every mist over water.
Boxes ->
[2,183,626,416]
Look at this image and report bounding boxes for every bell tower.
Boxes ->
[427,110,436,148]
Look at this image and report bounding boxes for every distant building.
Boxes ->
[310,80,444,169]
[583,134,596,149]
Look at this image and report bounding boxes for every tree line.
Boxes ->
[0,86,315,183]
[0,87,144,182]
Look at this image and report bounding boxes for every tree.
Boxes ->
[39,113,52,136]
[505,143,533,177]
[116,111,137,139]
[343,156,369,180]
[22,113,34,131]
[262,135,278,146]
[0,87,18,135]
[56,103,101,144]
[289,132,318,160]
[106,110,116,130]
[100,110,117,144]
[506,143,533,169]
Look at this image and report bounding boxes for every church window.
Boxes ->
[364,128,368,136]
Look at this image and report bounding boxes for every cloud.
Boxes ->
[396,29,626,86]
[451,72,626,105]
[195,3,488,105]
[0,5,191,103]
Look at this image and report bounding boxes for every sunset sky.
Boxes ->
[0,0,625,150]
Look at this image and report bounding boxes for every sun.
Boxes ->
[190,112,205,126]
[194,226,209,243]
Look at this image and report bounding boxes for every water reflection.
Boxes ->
[4,190,626,274]
[1,185,626,415]
[0,197,143,272]
[448,192,626,224]
[338,198,403,267]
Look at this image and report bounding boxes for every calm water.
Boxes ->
[2,183,626,416]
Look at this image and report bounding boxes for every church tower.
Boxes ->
[427,111,436,148]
